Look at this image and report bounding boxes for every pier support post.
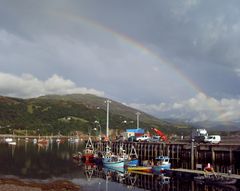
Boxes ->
[211,147,215,163]
[191,139,195,170]
[229,147,233,173]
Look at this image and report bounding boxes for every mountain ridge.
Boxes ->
[0,94,188,136]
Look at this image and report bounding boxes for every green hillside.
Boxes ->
[0,94,190,136]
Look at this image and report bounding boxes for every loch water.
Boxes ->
[0,139,239,191]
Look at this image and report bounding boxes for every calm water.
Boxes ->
[0,139,239,191]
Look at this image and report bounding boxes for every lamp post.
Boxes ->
[105,99,111,139]
[136,112,141,129]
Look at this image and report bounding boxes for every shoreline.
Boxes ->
[0,176,81,191]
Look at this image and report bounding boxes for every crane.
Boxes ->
[151,128,168,142]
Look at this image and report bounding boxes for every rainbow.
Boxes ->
[52,11,228,122]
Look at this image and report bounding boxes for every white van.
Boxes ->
[136,134,151,142]
[204,135,221,144]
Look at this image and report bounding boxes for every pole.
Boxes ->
[136,112,141,129]
[99,124,102,141]
[105,100,111,139]
[191,138,195,170]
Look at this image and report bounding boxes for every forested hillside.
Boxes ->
[0,94,190,136]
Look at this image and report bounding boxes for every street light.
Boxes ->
[105,99,111,139]
[136,112,141,129]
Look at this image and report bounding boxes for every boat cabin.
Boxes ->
[155,156,170,165]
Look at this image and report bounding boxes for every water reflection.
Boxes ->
[80,164,171,191]
[0,138,84,179]
[1,138,239,191]
[79,164,239,191]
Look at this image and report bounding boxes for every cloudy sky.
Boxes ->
[0,0,240,122]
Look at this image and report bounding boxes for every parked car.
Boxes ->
[136,135,151,142]
[204,135,221,144]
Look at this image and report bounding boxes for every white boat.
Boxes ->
[56,138,61,143]
[152,156,171,173]
[33,138,37,144]
[5,138,13,142]
[74,138,79,143]
[68,137,79,143]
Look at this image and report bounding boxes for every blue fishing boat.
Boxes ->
[124,145,139,167]
[102,145,125,169]
[126,159,139,167]
[102,155,125,169]
[152,156,171,173]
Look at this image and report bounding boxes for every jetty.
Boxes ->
[93,141,240,176]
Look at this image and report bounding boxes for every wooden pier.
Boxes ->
[93,141,240,175]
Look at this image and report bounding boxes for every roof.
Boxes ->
[126,128,145,133]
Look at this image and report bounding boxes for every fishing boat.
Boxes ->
[152,156,171,173]
[124,145,139,167]
[80,136,95,163]
[37,138,49,145]
[36,134,48,144]
[102,145,125,169]
[103,155,125,169]
[127,166,152,173]
[127,158,152,173]
[126,158,139,167]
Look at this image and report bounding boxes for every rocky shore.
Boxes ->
[0,177,80,191]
